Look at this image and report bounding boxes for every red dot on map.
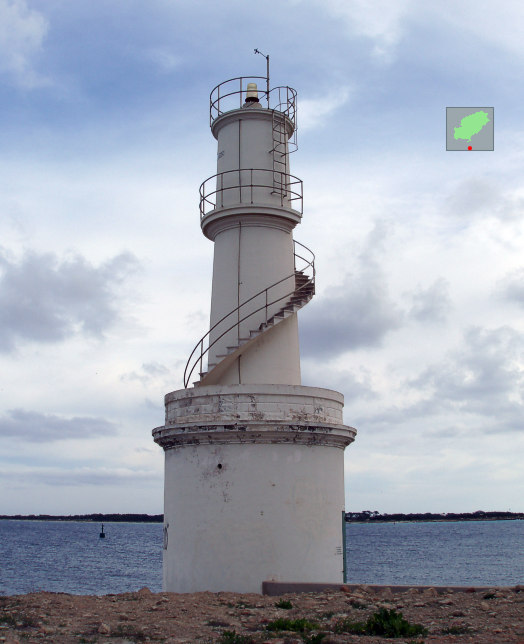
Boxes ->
[468,145,472,150]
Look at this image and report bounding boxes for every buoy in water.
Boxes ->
[99,523,105,539]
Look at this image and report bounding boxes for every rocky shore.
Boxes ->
[0,584,522,643]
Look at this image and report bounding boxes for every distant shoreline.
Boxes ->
[349,518,523,523]
[0,513,163,523]
[345,511,524,523]
[0,511,523,523]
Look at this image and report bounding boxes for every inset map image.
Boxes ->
[446,107,494,151]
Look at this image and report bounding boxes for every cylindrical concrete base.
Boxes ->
[153,384,356,593]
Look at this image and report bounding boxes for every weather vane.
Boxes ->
[254,48,270,105]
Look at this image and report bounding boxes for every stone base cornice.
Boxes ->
[153,421,355,450]
[152,384,356,450]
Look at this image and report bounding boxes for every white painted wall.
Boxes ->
[156,384,356,593]
[163,441,346,593]
[216,316,301,385]
[213,108,292,211]
[204,102,301,383]
[207,221,297,381]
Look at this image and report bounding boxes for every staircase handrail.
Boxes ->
[183,240,315,388]
[183,270,312,388]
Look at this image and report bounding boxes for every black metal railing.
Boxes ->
[183,240,315,388]
[210,76,297,128]
[199,168,303,219]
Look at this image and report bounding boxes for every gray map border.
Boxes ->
[446,106,494,151]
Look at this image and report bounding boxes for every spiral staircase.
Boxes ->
[184,78,308,389]
[183,240,315,388]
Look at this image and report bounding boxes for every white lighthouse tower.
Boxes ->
[153,70,356,593]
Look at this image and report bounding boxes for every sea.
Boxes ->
[0,519,522,596]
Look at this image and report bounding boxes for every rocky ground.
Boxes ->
[0,585,522,643]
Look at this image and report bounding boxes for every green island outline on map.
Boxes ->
[453,110,490,143]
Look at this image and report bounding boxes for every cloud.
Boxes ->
[301,364,377,405]
[120,361,170,384]
[429,0,524,60]
[414,326,522,407]
[408,278,451,323]
[363,326,524,435]
[185,309,207,330]
[300,221,402,357]
[444,179,524,221]
[300,274,401,357]
[0,466,160,487]
[0,409,118,442]
[314,1,524,65]
[0,0,49,88]
[309,0,413,61]
[299,87,351,132]
[444,178,500,219]
[142,362,169,377]
[38,468,160,487]
[498,268,524,307]
[145,48,181,73]
[0,249,140,352]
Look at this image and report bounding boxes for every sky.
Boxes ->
[1,0,523,515]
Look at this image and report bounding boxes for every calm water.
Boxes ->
[346,520,523,586]
[0,519,522,595]
[0,521,162,596]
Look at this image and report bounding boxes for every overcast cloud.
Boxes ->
[0,249,139,352]
[408,279,451,324]
[301,222,402,356]
[360,325,524,436]
[0,0,48,88]
[300,269,402,357]
[0,409,117,442]
[0,0,523,515]
[499,268,524,307]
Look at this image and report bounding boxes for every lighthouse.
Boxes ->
[153,72,356,593]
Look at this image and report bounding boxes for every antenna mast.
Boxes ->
[254,48,270,106]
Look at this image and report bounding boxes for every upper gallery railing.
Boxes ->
[209,76,297,130]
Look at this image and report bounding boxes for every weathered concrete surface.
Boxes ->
[154,384,355,593]
[155,383,355,448]
[262,581,517,595]
[161,440,348,593]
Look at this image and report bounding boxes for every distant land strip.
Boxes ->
[0,511,522,522]
[345,511,524,522]
[0,513,163,522]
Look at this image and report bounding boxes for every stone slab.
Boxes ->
[262,581,515,595]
